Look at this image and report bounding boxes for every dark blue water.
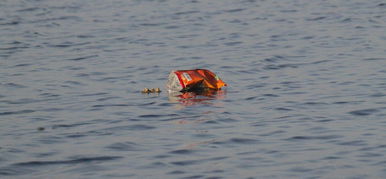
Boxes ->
[1,0,386,178]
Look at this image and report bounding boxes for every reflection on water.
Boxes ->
[182,139,218,150]
[168,89,227,107]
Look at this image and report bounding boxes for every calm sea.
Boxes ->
[1,0,386,178]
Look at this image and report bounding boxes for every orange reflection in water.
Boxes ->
[168,89,227,107]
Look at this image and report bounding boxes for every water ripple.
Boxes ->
[65,55,98,61]
[2,0,386,178]
[286,135,342,141]
[0,110,35,116]
[13,156,122,167]
[106,142,141,151]
[170,156,228,166]
[349,108,379,116]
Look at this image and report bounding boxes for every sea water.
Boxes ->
[1,0,386,178]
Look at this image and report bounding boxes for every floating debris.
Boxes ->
[166,69,227,92]
[141,69,226,95]
[141,88,161,93]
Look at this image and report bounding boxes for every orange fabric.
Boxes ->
[174,69,227,90]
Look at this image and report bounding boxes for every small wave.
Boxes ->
[0,21,20,26]
[348,108,378,116]
[174,10,200,16]
[170,160,199,166]
[16,7,40,12]
[169,149,194,155]
[0,45,29,51]
[12,156,122,166]
[138,114,179,119]
[263,63,300,70]
[370,93,386,97]
[1,83,27,89]
[51,122,90,129]
[0,167,34,176]
[323,156,341,160]
[275,107,292,111]
[289,166,313,173]
[0,98,41,105]
[139,23,166,27]
[48,42,90,48]
[92,104,130,108]
[141,162,168,169]
[13,63,32,67]
[64,80,84,86]
[230,138,259,144]
[106,142,141,151]
[167,170,186,175]
[362,58,386,61]
[259,130,285,137]
[180,175,204,179]
[214,138,259,145]
[104,124,156,131]
[224,41,243,46]
[262,55,285,63]
[97,96,120,101]
[306,16,327,21]
[0,110,34,116]
[337,140,367,146]
[171,156,228,166]
[79,92,108,97]
[303,102,328,106]
[286,135,342,141]
[164,25,179,29]
[65,55,98,61]
[263,94,279,97]
[224,8,245,13]
[29,16,82,24]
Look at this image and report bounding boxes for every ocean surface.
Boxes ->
[1,0,386,178]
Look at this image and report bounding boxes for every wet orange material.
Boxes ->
[171,69,227,91]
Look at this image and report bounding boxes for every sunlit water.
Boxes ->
[1,0,386,178]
